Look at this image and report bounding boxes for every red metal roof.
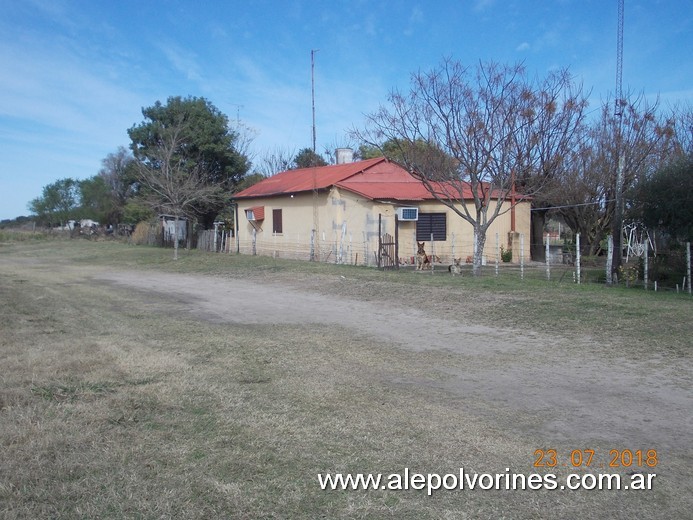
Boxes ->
[233,157,505,202]
[233,157,388,198]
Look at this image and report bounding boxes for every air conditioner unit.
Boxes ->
[396,207,419,221]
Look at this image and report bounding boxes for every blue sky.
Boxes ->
[1,0,691,220]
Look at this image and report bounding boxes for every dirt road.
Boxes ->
[97,269,692,456]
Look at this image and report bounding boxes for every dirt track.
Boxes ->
[96,269,692,456]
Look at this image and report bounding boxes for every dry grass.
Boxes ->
[0,239,691,518]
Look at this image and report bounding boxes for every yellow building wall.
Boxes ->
[235,190,531,266]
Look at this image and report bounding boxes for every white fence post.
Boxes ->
[576,233,581,285]
[252,227,257,256]
[363,232,369,267]
[606,235,613,285]
[495,232,499,277]
[643,239,648,290]
[520,234,525,281]
[545,233,550,281]
[310,229,316,261]
[687,242,691,295]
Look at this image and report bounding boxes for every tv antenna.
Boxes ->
[229,104,244,125]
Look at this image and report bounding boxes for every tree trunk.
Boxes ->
[472,228,487,276]
[530,208,548,262]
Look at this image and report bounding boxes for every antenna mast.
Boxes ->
[310,49,320,260]
[610,0,625,284]
[615,0,624,118]
[311,49,318,153]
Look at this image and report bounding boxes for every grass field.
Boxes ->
[0,238,691,519]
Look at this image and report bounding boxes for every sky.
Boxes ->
[1,0,691,220]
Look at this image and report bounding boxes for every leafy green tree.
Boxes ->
[634,154,693,242]
[77,176,113,223]
[293,148,327,169]
[131,116,227,259]
[122,200,153,226]
[28,178,79,228]
[128,96,249,228]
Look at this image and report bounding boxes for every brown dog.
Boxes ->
[416,242,431,270]
[448,258,462,276]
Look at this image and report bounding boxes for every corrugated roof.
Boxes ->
[233,157,505,202]
[336,181,432,201]
[233,157,388,198]
[336,180,491,201]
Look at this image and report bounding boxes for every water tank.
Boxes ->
[335,148,354,164]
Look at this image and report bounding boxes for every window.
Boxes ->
[272,209,283,234]
[245,206,264,221]
[416,213,446,241]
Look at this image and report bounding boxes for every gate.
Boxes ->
[377,214,399,270]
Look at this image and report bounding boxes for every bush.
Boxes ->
[500,246,513,262]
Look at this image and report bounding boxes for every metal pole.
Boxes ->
[311,50,318,153]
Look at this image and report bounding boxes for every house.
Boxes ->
[232,154,530,266]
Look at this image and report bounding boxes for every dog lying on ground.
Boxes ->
[448,258,462,276]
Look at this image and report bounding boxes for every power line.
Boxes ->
[531,199,616,211]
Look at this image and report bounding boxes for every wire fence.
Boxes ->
[228,229,691,294]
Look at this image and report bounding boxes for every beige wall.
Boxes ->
[235,189,531,265]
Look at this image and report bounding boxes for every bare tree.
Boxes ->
[356,59,582,274]
[556,96,676,258]
[670,104,693,157]
[229,120,258,170]
[98,146,135,227]
[513,70,589,261]
[553,139,613,255]
[257,146,296,176]
[133,119,225,260]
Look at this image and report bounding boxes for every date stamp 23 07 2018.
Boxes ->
[533,449,658,470]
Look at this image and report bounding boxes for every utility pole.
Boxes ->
[311,49,320,259]
[311,49,318,153]
[610,0,625,285]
